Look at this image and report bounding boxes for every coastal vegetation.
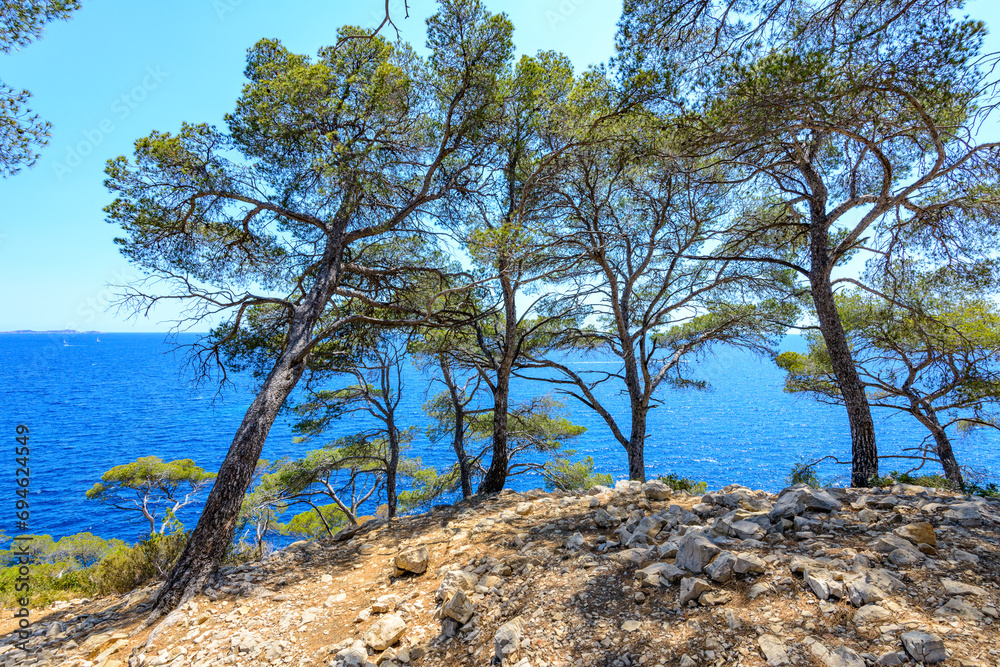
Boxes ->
[2,0,997,621]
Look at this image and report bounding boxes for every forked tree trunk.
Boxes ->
[145,236,344,623]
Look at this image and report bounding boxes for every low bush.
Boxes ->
[786,462,823,489]
[0,531,187,607]
[657,473,708,495]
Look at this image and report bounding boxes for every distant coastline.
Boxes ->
[0,329,103,334]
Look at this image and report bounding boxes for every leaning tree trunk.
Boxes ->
[145,236,344,623]
[809,244,879,487]
[920,405,965,489]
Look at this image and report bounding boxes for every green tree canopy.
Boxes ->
[777,277,1000,487]
[85,456,216,536]
[1,0,81,176]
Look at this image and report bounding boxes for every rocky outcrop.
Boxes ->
[7,480,998,667]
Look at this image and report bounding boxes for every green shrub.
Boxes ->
[871,470,955,490]
[657,473,708,495]
[544,456,613,492]
[786,462,823,489]
[94,532,187,595]
[0,560,97,608]
[965,482,1000,497]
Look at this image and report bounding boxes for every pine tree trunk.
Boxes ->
[478,371,509,494]
[386,420,399,519]
[626,402,648,483]
[149,352,306,614]
[478,263,516,495]
[809,243,879,487]
[440,359,472,498]
[919,404,965,489]
[145,236,344,621]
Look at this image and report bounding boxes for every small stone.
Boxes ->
[679,577,712,605]
[621,620,641,633]
[757,634,790,666]
[441,589,474,624]
[901,631,947,664]
[364,614,407,651]
[853,604,892,625]
[887,547,922,567]
[494,617,525,662]
[894,522,936,546]
[941,578,987,597]
[394,547,430,575]
[734,552,766,575]
[705,550,736,583]
[436,570,478,601]
[515,501,534,516]
[934,597,984,621]
[698,590,731,606]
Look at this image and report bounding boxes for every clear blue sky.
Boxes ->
[0,0,996,332]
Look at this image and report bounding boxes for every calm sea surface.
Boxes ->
[1,332,997,542]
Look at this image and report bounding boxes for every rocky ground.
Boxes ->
[3,481,1000,667]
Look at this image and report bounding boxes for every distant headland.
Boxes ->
[0,329,103,334]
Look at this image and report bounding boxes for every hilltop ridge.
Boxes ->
[3,481,999,667]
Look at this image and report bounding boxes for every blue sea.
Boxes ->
[1,332,997,544]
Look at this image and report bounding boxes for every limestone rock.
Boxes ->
[679,577,712,605]
[705,550,736,583]
[494,617,525,662]
[330,640,369,667]
[394,546,429,575]
[364,614,406,651]
[436,570,477,602]
[675,532,721,573]
[636,562,683,587]
[941,578,987,597]
[621,619,641,633]
[441,589,474,624]
[934,597,984,621]
[853,604,892,625]
[698,590,732,606]
[810,642,866,667]
[769,486,842,519]
[734,552,766,575]
[888,547,922,567]
[757,634,790,666]
[642,481,671,501]
[901,631,947,664]
[944,502,983,527]
[894,522,935,546]
[804,568,844,601]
